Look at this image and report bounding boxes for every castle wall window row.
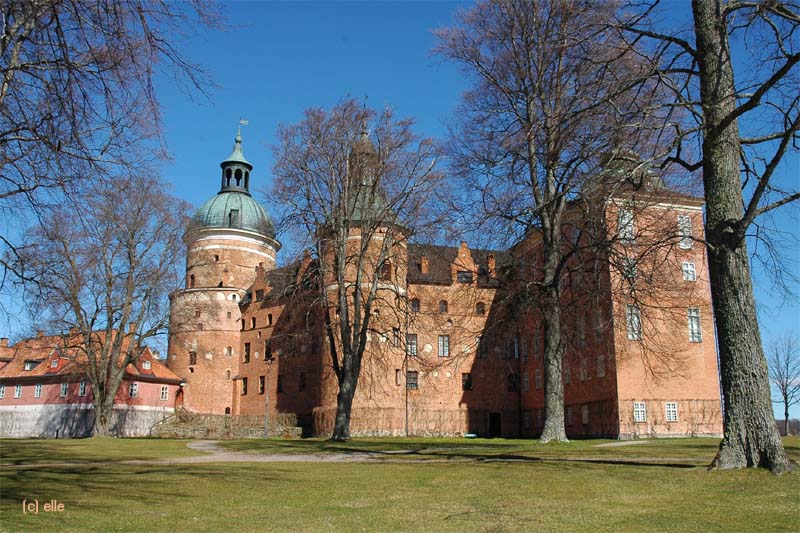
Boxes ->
[688,308,702,342]
[682,261,697,281]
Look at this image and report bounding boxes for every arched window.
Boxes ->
[225,406,231,414]
[245,171,250,189]
[410,298,420,313]
[189,274,195,288]
[235,168,242,185]
[439,300,448,314]
[268,313,273,326]
[214,254,219,262]
[476,302,486,315]
[231,294,237,301]
[225,169,232,186]
[218,281,223,288]
[189,351,197,365]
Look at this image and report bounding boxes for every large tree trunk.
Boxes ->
[785,404,790,437]
[693,0,790,473]
[92,398,113,437]
[331,364,357,441]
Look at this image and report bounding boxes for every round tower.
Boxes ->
[168,129,280,414]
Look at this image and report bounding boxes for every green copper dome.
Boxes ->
[192,129,277,240]
[193,191,276,239]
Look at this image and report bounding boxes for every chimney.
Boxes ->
[420,255,429,274]
[488,254,497,278]
[36,330,44,338]
[0,338,8,347]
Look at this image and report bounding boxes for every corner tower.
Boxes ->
[168,129,281,414]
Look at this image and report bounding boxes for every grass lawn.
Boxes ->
[0,437,203,465]
[1,437,798,532]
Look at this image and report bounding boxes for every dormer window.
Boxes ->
[51,359,58,368]
[24,360,38,371]
[142,360,151,370]
[457,271,473,283]
[228,209,240,227]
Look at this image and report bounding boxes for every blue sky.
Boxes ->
[153,1,798,417]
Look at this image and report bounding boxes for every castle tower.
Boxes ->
[167,129,281,414]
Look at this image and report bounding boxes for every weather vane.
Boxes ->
[238,118,249,137]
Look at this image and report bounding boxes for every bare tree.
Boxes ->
[618,0,798,472]
[0,0,217,285]
[272,97,445,440]
[435,0,667,442]
[769,333,800,437]
[15,175,189,436]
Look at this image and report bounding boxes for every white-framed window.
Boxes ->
[579,358,588,381]
[406,334,418,357]
[522,374,530,392]
[79,380,86,396]
[622,257,637,281]
[536,408,544,427]
[577,317,585,348]
[665,402,678,422]
[0,384,4,399]
[581,404,590,425]
[142,360,151,370]
[523,410,531,430]
[688,308,702,342]
[678,215,693,249]
[597,355,606,378]
[633,401,647,422]
[618,208,635,243]
[14,384,22,398]
[535,369,543,390]
[565,406,573,426]
[438,335,450,357]
[626,304,642,340]
[160,386,169,401]
[60,383,68,397]
[682,261,696,281]
[129,382,138,398]
[34,384,42,398]
[51,359,58,368]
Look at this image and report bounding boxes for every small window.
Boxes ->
[160,386,169,401]
[626,304,642,340]
[128,383,138,398]
[60,382,69,397]
[79,380,86,396]
[597,355,606,378]
[231,294,238,301]
[438,335,450,357]
[565,406,573,426]
[259,376,266,394]
[268,313,273,326]
[406,334,418,357]
[682,262,696,281]
[142,360,151,370]
[277,374,283,393]
[535,369,542,390]
[241,377,248,395]
[475,302,486,315]
[226,346,233,357]
[34,384,42,398]
[395,369,402,386]
[563,362,571,384]
[189,351,197,366]
[214,254,219,262]
[678,215,693,249]
[406,371,419,390]
[665,402,678,422]
[14,384,22,398]
[622,257,637,281]
[457,271,473,283]
[50,359,58,368]
[618,208,635,243]
[392,328,401,347]
[265,339,272,360]
[243,343,251,363]
[439,300,448,314]
[462,372,473,391]
[379,261,392,281]
[507,373,519,392]
[197,323,204,331]
[189,274,195,288]
[410,298,420,313]
[195,309,201,318]
[24,361,36,371]
[228,209,240,227]
[299,372,307,392]
[477,337,488,359]
[255,290,264,301]
[581,405,589,425]
[633,401,647,422]
[227,311,232,319]
[688,308,702,342]
[522,374,530,392]
[536,409,543,427]
[579,358,588,381]
[251,317,257,329]
[0,384,5,399]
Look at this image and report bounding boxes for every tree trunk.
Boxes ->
[693,0,790,473]
[785,404,790,437]
[92,398,113,437]
[331,364,357,441]
[540,286,568,443]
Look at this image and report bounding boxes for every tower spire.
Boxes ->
[219,121,253,194]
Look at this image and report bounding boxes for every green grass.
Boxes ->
[1,437,798,532]
[0,437,203,465]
